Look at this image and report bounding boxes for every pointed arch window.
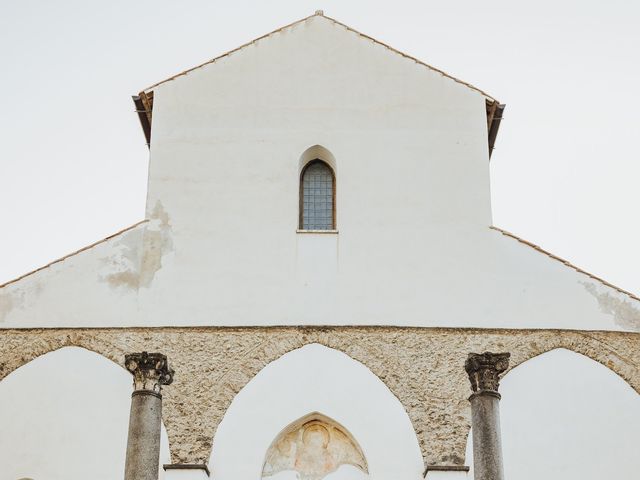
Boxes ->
[300,160,336,230]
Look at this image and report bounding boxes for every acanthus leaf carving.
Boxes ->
[125,351,174,393]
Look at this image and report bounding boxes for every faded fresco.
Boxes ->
[263,413,368,480]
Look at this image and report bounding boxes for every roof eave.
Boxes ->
[486,101,506,160]
[132,91,154,149]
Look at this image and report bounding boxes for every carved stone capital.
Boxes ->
[464,352,510,393]
[125,352,174,393]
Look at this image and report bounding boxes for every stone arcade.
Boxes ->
[1,11,639,480]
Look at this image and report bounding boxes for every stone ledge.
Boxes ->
[163,464,210,476]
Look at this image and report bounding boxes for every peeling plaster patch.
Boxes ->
[102,202,173,290]
[105,270,141,290]
[102,228,143,290]
[0,292,14,322]
[582,282,640,331]
[140,201,174,288]
[0,286,30,323]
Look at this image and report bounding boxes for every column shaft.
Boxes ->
[469,392,503,480]
[125,391,163,480]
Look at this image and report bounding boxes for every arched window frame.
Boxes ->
[299,159,336,231]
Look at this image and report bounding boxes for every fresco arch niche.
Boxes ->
[209,343,423,480]
[464,348,640,480]
[262,411,368,480]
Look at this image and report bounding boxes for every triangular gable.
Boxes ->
[141,11,497,100]
[132,11,505,155]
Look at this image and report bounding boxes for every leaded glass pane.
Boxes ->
[302,161,334,230]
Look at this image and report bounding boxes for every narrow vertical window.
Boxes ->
[300,160,335,230]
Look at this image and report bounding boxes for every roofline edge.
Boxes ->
[491,226,640,302]
[137,12,499,103]
[0,220,149,290]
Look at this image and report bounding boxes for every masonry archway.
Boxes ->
[0,346,171,480]
[0,327,637,470]
[209,343,423,480]
[464,348,640,480]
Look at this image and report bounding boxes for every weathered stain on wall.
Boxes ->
[101,228,144,290]
[0,326,637,470]
[140,201,174,287]
[582,282,640,330]
[103,201,173,290]
[0,221,147,326]
[0,283,35,324]
[0,292,13,323]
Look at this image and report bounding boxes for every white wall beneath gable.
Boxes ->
[0,16,639,332]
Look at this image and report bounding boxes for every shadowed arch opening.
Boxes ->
[210,343,423,480]
[465,348,640,480]
[0,346,171,480]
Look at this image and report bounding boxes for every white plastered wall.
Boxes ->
[209,344,424,480]
[0,15,638,331]
[0,347,171,480]
[465,348,640,480]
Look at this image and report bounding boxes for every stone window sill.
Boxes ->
[296,229,339,234]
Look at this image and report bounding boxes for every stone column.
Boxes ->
[464,352,510,480]
[124,352,174,480]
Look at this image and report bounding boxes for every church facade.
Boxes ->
[1,12,639,480]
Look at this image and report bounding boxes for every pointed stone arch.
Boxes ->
[0,332,124,382]
[464,347,640,479]
[455,333,640,468]
[0,345,171,480]
[505,334,640,394]
[209,342,423,480]
[299,144,337,172]
[504,345,638,386]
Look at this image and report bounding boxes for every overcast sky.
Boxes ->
[1,0,638,295]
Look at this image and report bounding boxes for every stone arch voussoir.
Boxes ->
[450,329,640,468]
[194,331,425,470]
[0,331,127,382]
[505,332,640,394]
